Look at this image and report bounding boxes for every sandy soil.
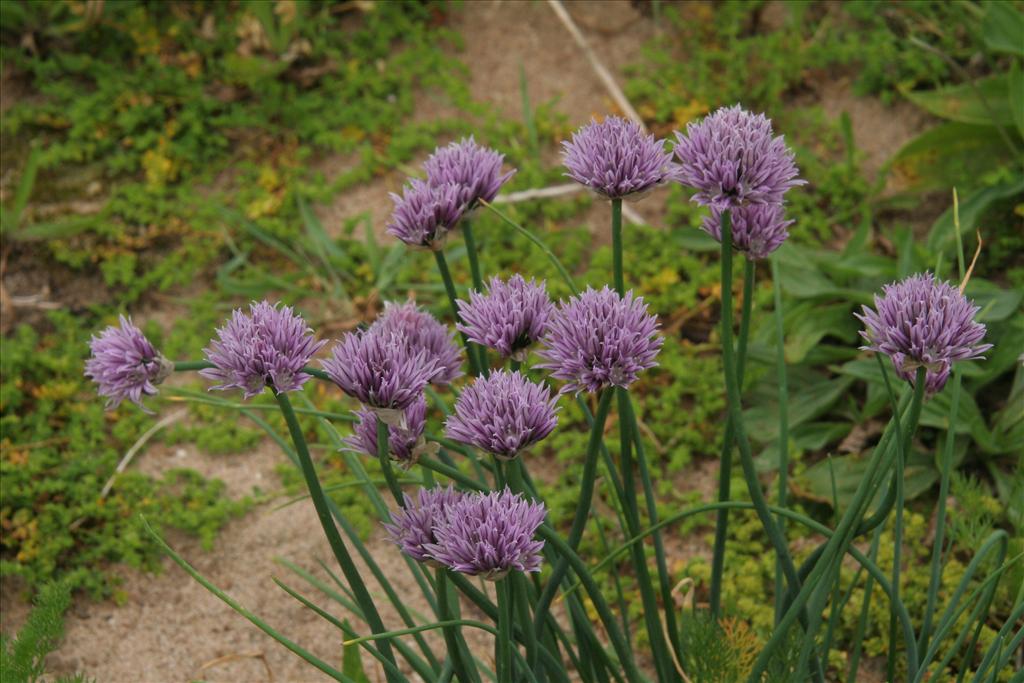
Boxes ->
[1,2,929,681]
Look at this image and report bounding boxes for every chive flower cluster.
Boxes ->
[445,370,559,459]
[672,105,805,259]
[538,286,663,394]
[346,395,429,468]
[857,273,991,394]
[388,137,515,249]
[561,116,679,200]
[457,274,555,360]
[201,301,327,399]
[371,301,463,385]
[385,486,546,579]
[85,316,172,411]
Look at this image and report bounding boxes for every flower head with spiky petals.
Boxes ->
[384,486,465,565]
[345,394,431,469]
[425,488,546,580]
[673,104,805,210]
[702,202,793,259]
[856,273,992,394]
[424,136,515,209]
[386,179,465,250]
[371,301,463,385]
[200,301,326,400]
[86,316,172,411]
[562,116,679,200]
[457,274,555,360]
[537,286,663,394]
[322,328,439,422]
[445,371,558,459]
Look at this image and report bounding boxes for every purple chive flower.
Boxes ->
[537,286,663,394]
[386,179,465,250]
[345,394,429,468]
[200,301,326,400]
[384,485,465,565]
[702,202,794,260]
[562,116,680,200]
[426,488,546,580]
[424,136,515,209]
[85,316,172,412]
[673,104,805,211]
[445,371,559,459]
[322,328,439,420]
[372,301,463,385]
[456,274,555,360]
[856,273,992,394]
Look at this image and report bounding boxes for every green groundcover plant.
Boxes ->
[81,112,1022,683]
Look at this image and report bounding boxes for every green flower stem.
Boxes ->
[434,249,482,377]
[709,252,755,619]
[446,573,576,683]
[496,576,514,683]
[531,390,615,639]
[616,388,674,683]
[716,220,802,602]
[551,497,920,683]
[512,571,539,682]
[718,216,821,681]
[623,392,679,659]
[749,367,927,683]
[771,255,790,625]
[173,360,213,372]
[436,568,479,683]
[272,391,402,683]
[375,418,406,507]
[463,216,484,294]
[918,369,961,660]
[847,526,884,683]
[537,525,645,683]
[611,198,624,295]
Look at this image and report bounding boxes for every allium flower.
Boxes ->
[372,301,463,384]
[702,202,793,259]
[386,179,465,249]
[384,486,465,565]
[426,488,546,579]
[537,286,663,394]
[445,371,558,459]
[345,395,430,468]
[85,316,172,411]
[322,328,439,420]
[562,116,679,199]
[424,137,515,209]
[856,273,992,394]
[200,301,326,400]
[673,105,805,210]
[456,274,555,360]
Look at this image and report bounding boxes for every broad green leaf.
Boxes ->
[926,176,1024,253]
[903,75,1015,126]
[745,375,855,443]
[793,448,939,507]
[982,0,1024,57]
[964,278,1024,323]
[783,301,859,364]
[892,123,1017,194]
[756,421,852,472]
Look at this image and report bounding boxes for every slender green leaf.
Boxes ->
[903,75,1015,126]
